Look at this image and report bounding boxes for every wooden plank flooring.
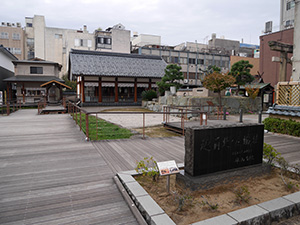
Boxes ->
[93,133,300,173]
[0,110,138,225]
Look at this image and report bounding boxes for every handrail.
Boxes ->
[68,102,208,141]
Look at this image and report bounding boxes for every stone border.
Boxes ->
[116,164,300,225]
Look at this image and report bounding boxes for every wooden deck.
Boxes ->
[1,109,300,225]
[93,133,300,173]
[0,110,138,225]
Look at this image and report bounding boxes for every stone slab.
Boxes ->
[118,170,139,176]
[191,214,238,225]
[117,173,136,183]
[258,197,297,221]
[283,192,300,204]
[151,213,176,225]
[136,195,164,223]
[228,205,270,224]
[126,181,148,198]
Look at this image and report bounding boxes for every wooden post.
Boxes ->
[82,76,85,103]
[134,78,137,102]
[6,101,10,116]
[98,77,102,103]
[86,113,89,141]
[72,104,74,119]
[205,112,207,125]
[148,79,152,89]
[115,78,118,103]
[200,112,203,125]
[75,106,78,124]
[80,109,82,131]
[22,83,25,103]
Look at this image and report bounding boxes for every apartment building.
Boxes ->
[95,23,130,54]
[0,22,25,60]
[24,16,131,78]
[134,45,230,85]
[24,15,94,77]
[280,0,296,30]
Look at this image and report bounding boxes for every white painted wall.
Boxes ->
[292,0,300,81]
[0,51,14,72]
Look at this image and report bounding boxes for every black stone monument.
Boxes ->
[184,123,264,177]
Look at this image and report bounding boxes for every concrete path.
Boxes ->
[0,109,138,225]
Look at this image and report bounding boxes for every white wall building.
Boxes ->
[280,0,296,30]
[131,33,161,49]
[95,23,131,54]
[25,15,94,77]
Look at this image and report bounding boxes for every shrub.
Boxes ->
[263,118,300,137]
[135,157,159,181]
[263,143,281,165]
[141,89,157,101]
[234,186,251,204]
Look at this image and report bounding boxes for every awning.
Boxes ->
[41,80,72,89]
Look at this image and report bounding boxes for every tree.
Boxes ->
[62,74,76,92]
[229,60,254,95]
[208,65,221,73]
[202,72,235,108]
[157,64,184,95]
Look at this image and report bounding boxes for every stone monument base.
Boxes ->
[176,163,271,191]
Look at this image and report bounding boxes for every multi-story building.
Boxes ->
[134,45,230,85]
[280,0,296,30]
[94,23,130,53]
[0,22,25,60]
[131,33,161,50]
[24,16,131,77]
[24,15,94,77]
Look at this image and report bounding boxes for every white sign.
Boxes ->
[157,160,179,176]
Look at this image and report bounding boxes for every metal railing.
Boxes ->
[37,97,47,115]
[1,100,22,116]
[68,102,208,141]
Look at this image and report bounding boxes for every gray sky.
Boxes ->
[2,0,280,46]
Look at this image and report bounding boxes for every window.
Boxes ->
[28,51,34,59]
[287,1,295,10]
[88,40,92,47]
[197,59,204,65]
[26,23,33,27]
[171,57,179,63]
[55,34,62,39]
[188,58,196,64]
[75,38,90,47]
[27,38,34,46]
[30,67,43,74]
[11,48,21,54]
[12,33,20,40]
[0,32,9,39]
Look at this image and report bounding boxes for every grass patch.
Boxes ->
[133,125,182,138]
[75,113,133,140]
[101,107,152,112]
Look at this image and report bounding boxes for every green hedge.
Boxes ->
[142,89,157,101]
[263,117,300,137]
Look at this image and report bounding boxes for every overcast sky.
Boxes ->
[2,0,280,46]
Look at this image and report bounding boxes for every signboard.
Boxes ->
[157,160,179,176]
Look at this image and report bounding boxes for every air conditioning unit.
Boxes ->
[265,21,273,33]
[184,79,188,84]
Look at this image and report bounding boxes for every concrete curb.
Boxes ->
[116,165,300,225]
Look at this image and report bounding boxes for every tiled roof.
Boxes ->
[70,49,167,78]
[4,75,63,83]
[267,104,300,117]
